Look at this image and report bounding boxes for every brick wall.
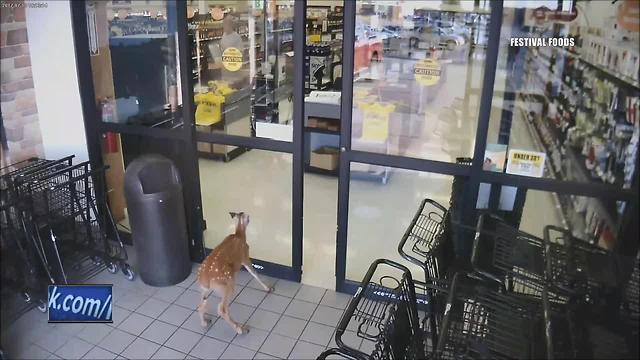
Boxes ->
[1,0,44,167]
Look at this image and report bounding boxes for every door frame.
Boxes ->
[334,0,638,293]
[71,0,307,282]
[190,1,307,282]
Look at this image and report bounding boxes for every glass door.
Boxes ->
[335,0,493,290]
[186,0,303,281]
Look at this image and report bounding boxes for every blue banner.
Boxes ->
[48,285,113,323]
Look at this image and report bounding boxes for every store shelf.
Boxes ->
[559,48,640,91]
[305,165,338,177]
[304,126,339,135]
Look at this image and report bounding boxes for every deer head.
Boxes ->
[229,212,250,234]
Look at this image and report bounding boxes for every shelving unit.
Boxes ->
[304,100,340,177]
[520,26,639,246]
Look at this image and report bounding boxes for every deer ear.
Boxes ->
[229,212,237,218]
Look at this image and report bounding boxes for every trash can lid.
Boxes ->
[124,154,181,195]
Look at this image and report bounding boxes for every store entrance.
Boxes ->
[188,0,303,281]
[332,1,492,290]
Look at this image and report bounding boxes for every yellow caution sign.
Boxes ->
[414,59,441,86]
[360,103,395,142]
[222,47,243,72]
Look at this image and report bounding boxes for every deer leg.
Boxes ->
[243,262,274,293]
[198,288,213,327]
[215,282,247,335]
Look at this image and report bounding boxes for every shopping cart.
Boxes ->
[16,160,134,283]
[435,272,541,360]
[398,199,452,281]
[0,156,134,319]
[471,213,563,301]
[0,157,76,312]
[326,259,424,360]
[0,199,48,313]
[543,225,625,306]
[540,281,638,359]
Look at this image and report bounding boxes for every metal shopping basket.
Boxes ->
[470,213,565,302]
[543,225,626,306]
[398,199,452,281]
[17,161,134,283]
[328,259,424,360]
[435,272,540,360]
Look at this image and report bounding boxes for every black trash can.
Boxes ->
[124,154,191,286]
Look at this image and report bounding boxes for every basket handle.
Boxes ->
[335,259,415,357]
[397,198,448,268]
[316,348,362,360]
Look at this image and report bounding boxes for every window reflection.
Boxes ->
[87,0,181,128]
[351,1,491,164]
[188,1,295,148]
[488,1,639,190]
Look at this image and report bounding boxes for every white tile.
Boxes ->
[33,330,69,353]
[259,294,292,314]
[234,287,268,307]
[151,346,187,360]
[176,272,197,289]
[272,280,300,298]
[98,328,136,355]
[110,306,132,328]
[77,324,113,345]
[174,289,201,310]
[154,286,186,303]
[55,337,93,359]
[259,333,296,359]
[294,285,326,304]
[182,310,215,335]
[118,312,154,336]
[300,322,333,347]
[122,337,161,359]
[247,275,277,291]
[82,346,118,360]
[234,271,253,286]
[319,292,351,310]
[246,309,280,332]
[359,339,376,354]
[253,353,279,359]
[288,341,326,360]
[55,323,87,337]
[136,297,171,318]
[189,336,228,360]
[327,330,362,351]
[158,304,193,327]
[116,289,148,311]
[165,328,203,355]
[310,305,343,327]
[220,344,256,359]
[10,343,51,360]
[228,302,256,324]
[284,300,317,320]
[140,320,178,345]
[206,317,238,343]
[272,316,307,339]
[231,327,269,351]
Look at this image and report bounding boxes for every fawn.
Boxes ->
[196,212,273,334]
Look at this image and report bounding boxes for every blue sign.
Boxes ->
[48,285,113,323]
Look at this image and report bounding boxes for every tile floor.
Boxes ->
[0,261,365,360]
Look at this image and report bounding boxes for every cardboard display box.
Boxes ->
[308,117,339,131]
[310,146,339,170]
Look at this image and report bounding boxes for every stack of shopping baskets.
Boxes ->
[320,198,639,359]
[0,156,134,316]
